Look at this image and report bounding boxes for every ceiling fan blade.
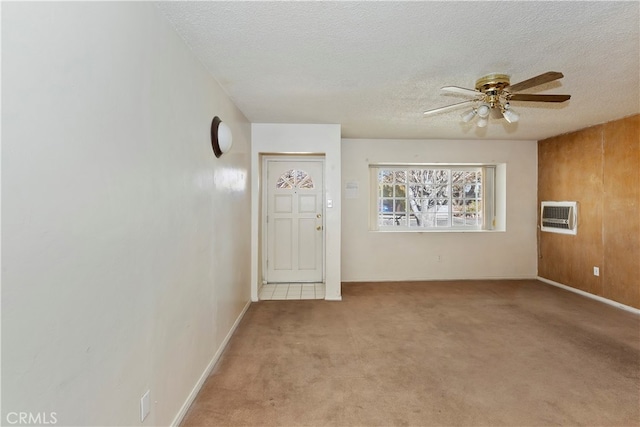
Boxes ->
[441,86,479,97]
[423,100,476,116]
[509,94,571,102]
[507,71,564,93]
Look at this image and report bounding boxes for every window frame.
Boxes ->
[369,163,497,232]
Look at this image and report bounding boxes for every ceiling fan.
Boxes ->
[423,71,571,127]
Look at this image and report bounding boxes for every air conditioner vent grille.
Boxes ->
[542,206,572,229]
[541,201,578,235]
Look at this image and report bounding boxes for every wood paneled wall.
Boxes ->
[538,114,639,309]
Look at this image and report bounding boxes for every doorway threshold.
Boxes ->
[259,283,325,300]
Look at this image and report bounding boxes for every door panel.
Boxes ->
[298,218,317,270]
[274,195,292,213]
[265,158,324,283]
[273,218,293,271]
[299,194,317,213]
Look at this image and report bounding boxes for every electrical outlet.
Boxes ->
[593,266,600,276]
[141,390,150,422]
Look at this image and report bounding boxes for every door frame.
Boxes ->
[261,154,326,285]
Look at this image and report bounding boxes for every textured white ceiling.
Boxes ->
[156,1,639,140]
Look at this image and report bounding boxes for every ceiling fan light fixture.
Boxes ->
[423,71,570,129]
[477,103,491,118]
[502,107,520,123]
[461,109,477,123]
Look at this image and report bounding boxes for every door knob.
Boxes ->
[316,225,323,231]
[316,213,322,218]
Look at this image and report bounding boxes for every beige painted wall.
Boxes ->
[341,138,538,281]
[2,3,251,425]
[538,114,640,309]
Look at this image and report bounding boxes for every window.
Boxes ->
[276,169,315,189]
[370,165,496,231]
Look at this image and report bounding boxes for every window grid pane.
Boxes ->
[276,169,315,189]
[377,167,482,230]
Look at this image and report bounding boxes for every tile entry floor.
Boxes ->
[259,283,325,300]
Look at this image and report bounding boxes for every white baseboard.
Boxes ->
[341,275,538,283]
[171,300,252,427]
[537,276,640,315]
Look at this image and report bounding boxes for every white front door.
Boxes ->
[264,157,324,283]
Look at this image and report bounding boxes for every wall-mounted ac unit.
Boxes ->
[541,201,578,235]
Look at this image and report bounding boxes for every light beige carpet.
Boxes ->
[181,280,640,426]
